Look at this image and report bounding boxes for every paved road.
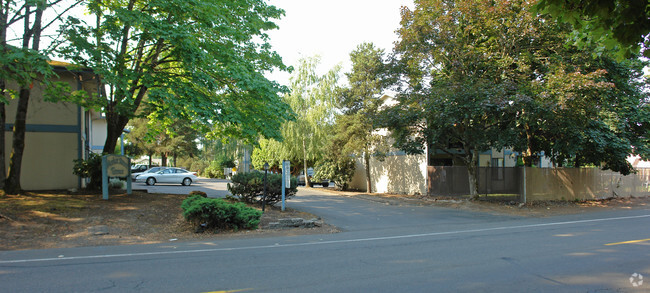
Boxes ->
[1,184,649,292]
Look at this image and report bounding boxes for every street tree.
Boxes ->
[514,55,650,174]
[126,116,199,167]
[336,42,391,193]
[0,0,83,193]
[252,56,340,185]
[383,0,519,197]
[384,0,650,199]
[59,0,293,155]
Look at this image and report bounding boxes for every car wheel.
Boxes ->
[322,182,329,188]
[182,178,192,186]
[308,182,314,187]
[146,177,156,186]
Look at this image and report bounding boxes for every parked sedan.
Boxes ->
[135,167,198,186]
[131,166,167,181]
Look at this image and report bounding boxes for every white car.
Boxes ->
[136,167,198,186]
[131,166,167,181]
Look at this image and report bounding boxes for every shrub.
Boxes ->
[203,159,228,179]
[227,172,297,205]
[227,172,264,203]
[315,156,356,190]
[264,174,297,205]
[181,195,262,230]
[72,153,103,190]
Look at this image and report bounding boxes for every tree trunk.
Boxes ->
[523,122,535,167]
[148,153,153,168]
[5,88,30,194]
[0,0,8,191]
[102,112,129,154]
[465,149,479,199]
[364,148,371,193]
[302,137,310,187]
[161,153,167,167]
[0,88,5,191]
[5,3,43,194]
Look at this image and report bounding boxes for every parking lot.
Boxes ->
[132,177,231,198]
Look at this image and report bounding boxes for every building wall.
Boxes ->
[4,69,97,190]
[349,152,427,195]
[90,111,106,153]
[4,132,79,190]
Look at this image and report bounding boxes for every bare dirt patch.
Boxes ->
[2,189,647,251]
[0,191,338,251]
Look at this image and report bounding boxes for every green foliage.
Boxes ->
[181,195,262,230]
[72,153,102,190]
[227,172,297,205]
[60,0,295,154]
[386,0,526,196]
[333,43,392,191]
[537,0,650,58]
[204,162,225,179]
[384,0,649,195]
[314,156,356,190]
[253,56,340,183]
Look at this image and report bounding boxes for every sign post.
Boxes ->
[282,160,290,211]
[101,155,132,200]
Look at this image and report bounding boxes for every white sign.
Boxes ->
[282,160,290,186]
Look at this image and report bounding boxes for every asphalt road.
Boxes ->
[1,184,649,292]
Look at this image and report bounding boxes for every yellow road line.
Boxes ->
[605,238,650,246]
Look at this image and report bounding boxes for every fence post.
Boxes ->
[522,167,527,203]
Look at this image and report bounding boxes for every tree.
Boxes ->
[536,0,650,58]
[317,115,363,190]
[384,0,519,197]
[126,117,199,167]
[125,117,156,166]
[335,43,390,193]
[385,0,650,199]
[59,0,294,155]
[252,56,340,185]
[513,56,650,174]
[0,0,82,193]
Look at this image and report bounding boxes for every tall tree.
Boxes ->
[0,0,82,193]
[285,57,339,186]
[127,117,199,167]
[336,42,390,193]
[384,0,518,197]
[514,55,650,174]
[252,56,340,184]
[385,0,650,200]
[60,0,293,155]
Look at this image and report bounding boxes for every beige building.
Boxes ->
[4,61,103,190]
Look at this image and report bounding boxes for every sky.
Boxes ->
[265,0,414,86]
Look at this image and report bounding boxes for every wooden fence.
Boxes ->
[427,166,650,202]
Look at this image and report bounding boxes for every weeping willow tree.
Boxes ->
[252,56,339,186]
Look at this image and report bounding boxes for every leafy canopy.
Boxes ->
[59,0,294,152]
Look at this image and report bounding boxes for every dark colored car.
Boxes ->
[131,164,148,173]
[297,168,330,187]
